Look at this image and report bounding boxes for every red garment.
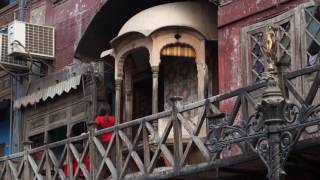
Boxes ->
[64,155,90,177]
[95,115,115,143]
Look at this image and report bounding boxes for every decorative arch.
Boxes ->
[150,28,207,102]
[113,36,153,80]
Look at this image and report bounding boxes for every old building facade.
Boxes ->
[1,0,320,179]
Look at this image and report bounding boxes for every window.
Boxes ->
[48,126,67,143]
[29,133,44,148]
[48,126,67,159]
[0,0,15,9]
[0,1,10,9]
[49,0,65,5]
[305,6,320,66]
[241,3,320,108]
[242,9,297,84]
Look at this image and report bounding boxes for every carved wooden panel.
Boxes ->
[71,102,86,117]
[0,74,10,91]
[49,110,66,124]
[30,118,45,130]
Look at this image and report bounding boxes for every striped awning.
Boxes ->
[14,75,82,109]
[161,43,196,58]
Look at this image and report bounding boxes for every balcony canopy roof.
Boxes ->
[74,0,217,62]
[117,1,217,40]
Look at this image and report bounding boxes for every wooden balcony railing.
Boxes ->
[1,64,320,180]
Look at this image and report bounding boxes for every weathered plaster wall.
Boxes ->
[218,0,308,113]
[163,58,198,111]
[216,0,310,158]
[26,0,103,71]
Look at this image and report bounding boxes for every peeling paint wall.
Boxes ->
[25,0,103,71]
[218,0,308,113]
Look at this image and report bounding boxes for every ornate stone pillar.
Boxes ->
[197,63,208,100]
[115,79,122,125]
[124,67,133,122]
[114,78,123,177]
[152,66,159,114]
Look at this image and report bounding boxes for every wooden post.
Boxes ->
[87,121,97,179]
[170,96,183,171]
[23,141,32,180]
[142,122,150,172]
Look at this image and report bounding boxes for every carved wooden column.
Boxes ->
[87,121,97,179]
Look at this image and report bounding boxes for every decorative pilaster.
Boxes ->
[115,79,123,177]
[87,121,97,178]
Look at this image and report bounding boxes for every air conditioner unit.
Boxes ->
[8,20,55,60]
[0,34,28,71]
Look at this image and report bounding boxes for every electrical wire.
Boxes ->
[0,40,51,78]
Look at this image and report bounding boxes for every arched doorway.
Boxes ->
[123,48,152,121]
[159,43,198,113]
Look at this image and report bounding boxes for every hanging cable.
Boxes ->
[0,40,50,78]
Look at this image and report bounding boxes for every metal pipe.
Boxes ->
[9,76,13,154]
[19,0,25,21]
[11,0,26,153]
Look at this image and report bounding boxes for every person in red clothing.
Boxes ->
[95,107,115,144]
[95,106,115,179]
[64,154,90,179]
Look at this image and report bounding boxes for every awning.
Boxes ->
[14,75,82,109]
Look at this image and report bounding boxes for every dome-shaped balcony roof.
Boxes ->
[117,1,217,40]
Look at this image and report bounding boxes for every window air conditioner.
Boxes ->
[8,20,55,60]
[0,33,28,71]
